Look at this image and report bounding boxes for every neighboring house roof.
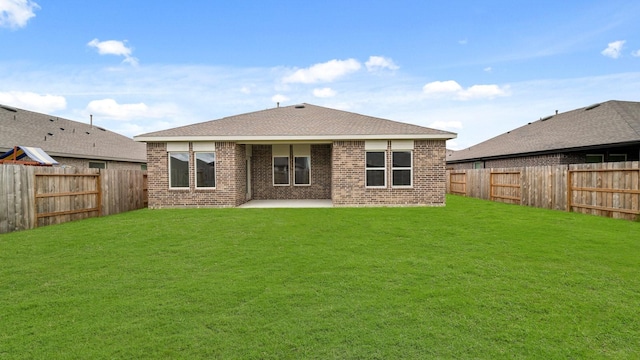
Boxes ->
[134,103,456,142]
[448,100,640,163]
[0,104,146,163]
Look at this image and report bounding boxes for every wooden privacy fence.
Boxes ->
[1,165,148,234]
[446,161,640,220]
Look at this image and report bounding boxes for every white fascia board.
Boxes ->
[134,133,457,143]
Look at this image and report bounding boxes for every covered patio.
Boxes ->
[238,199,333,208]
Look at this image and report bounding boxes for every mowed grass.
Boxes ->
[1,196,639,359]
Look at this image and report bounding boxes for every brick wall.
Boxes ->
[147,140,448,207]
[332,140,447,206]
[251,144,332,200]
[146,142,244,208]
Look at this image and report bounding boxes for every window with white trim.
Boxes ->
[168,142,190,189]
[293,144,311,186]
[391,140,414,187]
[195,152,216,188]
[365,140,387,188]
[585,154,604,163]
[193,142,216,189]
[169,152,189,188]
[365,151,386,187]
[273,144,290,186]
[392,151,412,187]
[88,161,106,169]
[608,154,627,162]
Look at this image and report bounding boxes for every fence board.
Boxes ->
[0,165,147,234]
[448,161,640,221]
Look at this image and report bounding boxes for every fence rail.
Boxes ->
[447,161,640,221]
[0,165,147,234]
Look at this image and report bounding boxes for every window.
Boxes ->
[392,151,412,187]
[273,157,290,185]
[195,152,216,188]
[293,144,311,186]
[585,154,604,163]
[169,152,190,188]
[89,161,106,169]
[608,154,627,162]
[273,144,290,186]
[366,151,386,187]
[141,164,147,171]
[294,157,310,185]
[473,161,484,169]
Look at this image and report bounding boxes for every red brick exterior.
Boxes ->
[331,140,447,206]
[147,142,245,208]
[251,144,332,200]
[147,140,448,207]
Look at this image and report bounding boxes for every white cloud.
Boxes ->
[601,40,625,59]
[86,99,149,120]
[271,94,289,104]
[423,80,509,100]
[458,39,468,45]
[0,91,66,112]
[365,56,399,72]
[0,0,39,29]
[283,58,361,84]
[458,84,510,100]
[484,67,492,72]
[429,120,463,130]
[422,80,463,95]
[632,49,640,57]
[313,87,336,98]
[87,38,139,66]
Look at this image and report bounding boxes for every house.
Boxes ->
[447,100,640,169]
[134,103,456,208]
[0,104,146,169]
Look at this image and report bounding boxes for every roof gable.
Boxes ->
[0,105,146,163]
[135,103,456,142]
[448,100,640,162]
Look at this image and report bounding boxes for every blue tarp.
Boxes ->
[0,146,59,165]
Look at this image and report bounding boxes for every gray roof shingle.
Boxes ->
[135,103,456,141]
[0,104,146,162]
[448,100,640,162]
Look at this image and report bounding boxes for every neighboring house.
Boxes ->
[134,103,456,208]
[447,100,640,169]
[0,104,146,169]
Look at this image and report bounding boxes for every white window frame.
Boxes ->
[272,144,290,186]
[194,152,216,189]
[293,144,311,186]
[168,152,190,189]
[365,151,387,188]
[585,154,604,163]
[391,150,413,188]
[88,161,106,169]
[167,142,190,189]
[608,154,627,162]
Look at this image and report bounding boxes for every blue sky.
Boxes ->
[1,0,639,149]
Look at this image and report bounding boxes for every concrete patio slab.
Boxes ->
[238,200,333,208]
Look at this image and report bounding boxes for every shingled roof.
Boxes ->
[134,103,456,142]
[448,100,640,163]
[0,104,146,163]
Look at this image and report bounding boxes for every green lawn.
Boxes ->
[1,196,639,359]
